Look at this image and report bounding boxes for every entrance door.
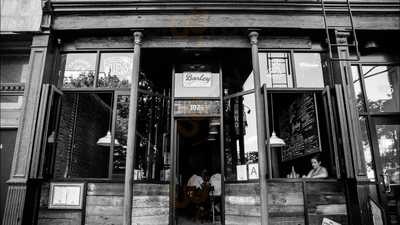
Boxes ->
[173,118,223,225]
[370,116,400,225]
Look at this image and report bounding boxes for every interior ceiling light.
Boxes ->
[97,131,120,147]
[269,94,286,148]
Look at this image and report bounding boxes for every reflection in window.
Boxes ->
[54,92,112,178]
[224,93,259,181]
[351,66,366,113]
[363,65,400,112]
[113,92,170,181]
[375,124,400,185]
[62,53,96,88]
[359,117,375,181]
[98,53,133,88]
[259,53,293,88]
[113,95,129,174]
[293,53,324,88]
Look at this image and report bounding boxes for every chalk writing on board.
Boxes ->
[279,93,321,162]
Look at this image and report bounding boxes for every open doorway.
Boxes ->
[175,118,222,225]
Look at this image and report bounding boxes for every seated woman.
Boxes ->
[303,155,328,179]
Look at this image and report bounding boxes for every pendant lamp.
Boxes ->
[269,94,285,147]
[97,131,120,147]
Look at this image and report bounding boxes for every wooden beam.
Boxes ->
[62,35,312,50]
[53,13,400,30]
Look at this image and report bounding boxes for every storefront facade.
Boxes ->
[1,1,399,225]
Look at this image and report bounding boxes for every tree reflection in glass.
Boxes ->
[363,65,400,113]
[62,53,96,88]
[98,53,133,88]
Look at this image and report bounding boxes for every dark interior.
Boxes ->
[176,118,222,225]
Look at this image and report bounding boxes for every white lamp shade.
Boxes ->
[269,131,286,147]
[97,131,120,147]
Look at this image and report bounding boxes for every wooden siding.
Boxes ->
[306,182,348,225]
[225,183,261,225]
[37,183,82,225]
[85,183,169,225]
[268,182,305,225]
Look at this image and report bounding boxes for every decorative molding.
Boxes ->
[49,1,400,14]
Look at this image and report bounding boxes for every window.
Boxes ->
[0,54,28,128]
[351,63,400,181]
[98,53,133,88]
[55,52,171,180]
[259,52,325,88]
[61,52,134,88]
[62,53,97,88]
[293,53,324,88]
[224,93,259,181]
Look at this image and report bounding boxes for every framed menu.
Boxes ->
[279,93,321,162]
[49,182,84,209]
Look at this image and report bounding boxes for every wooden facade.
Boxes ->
[1,1,399,225]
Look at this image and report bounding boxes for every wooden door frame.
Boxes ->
[169,64,225,225]
[368,115,400,220]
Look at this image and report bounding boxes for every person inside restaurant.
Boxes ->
[303,155,328,179]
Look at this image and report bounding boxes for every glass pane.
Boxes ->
[223,93,259,181]
[98,53,134,88]
[134,92,170,181]
[0,55,29,83]
[54,93,112,178]
[113,95,130,174]
[351,66,366,113]
[375,124,400,185]
[359,117,375,181]
[259,52,293,88]
[62,53,96,88]
[293,53,324,88]
[363,65,400,113]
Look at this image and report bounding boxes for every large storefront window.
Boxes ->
[54,52,171,180]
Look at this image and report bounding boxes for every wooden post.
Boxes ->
[123,31,143,225]
[249,31,269,225]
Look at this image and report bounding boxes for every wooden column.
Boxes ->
[249,31,269,225]
[123,31,143,225]
[2,33,55,225]
[331,30,363,225]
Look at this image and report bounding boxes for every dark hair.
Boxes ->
[311,154,322,163]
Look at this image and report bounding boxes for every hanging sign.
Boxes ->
[183,72,212,87]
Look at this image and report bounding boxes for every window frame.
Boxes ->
[350,62,400,183]
[258,49,326,89]
[59,50,135,90]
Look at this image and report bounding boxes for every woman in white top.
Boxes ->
[303,155,328,179]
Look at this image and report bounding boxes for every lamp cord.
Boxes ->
[270,94,274,131]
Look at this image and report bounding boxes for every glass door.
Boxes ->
[370,116,400,225]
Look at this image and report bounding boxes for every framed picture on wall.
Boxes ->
[48,182,84,209]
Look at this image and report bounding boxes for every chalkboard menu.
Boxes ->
[279,93,321,162]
